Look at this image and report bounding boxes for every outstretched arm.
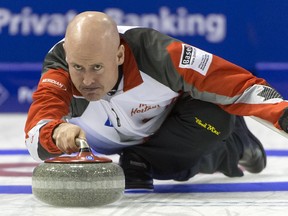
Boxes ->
[25,41,85,161]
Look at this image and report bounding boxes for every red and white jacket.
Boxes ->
[25,26,288,161]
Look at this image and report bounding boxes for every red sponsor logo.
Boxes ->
[131,104,160,117]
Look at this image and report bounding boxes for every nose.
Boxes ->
[82,71,95,86]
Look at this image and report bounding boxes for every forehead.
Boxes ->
[65,45,107,63]
[64,39,117,63]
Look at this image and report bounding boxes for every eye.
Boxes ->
[93,64,103,71]
[73,64,83,71]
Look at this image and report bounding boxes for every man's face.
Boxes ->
[64,41,124,101]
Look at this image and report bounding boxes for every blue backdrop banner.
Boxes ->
[1,0,288,112]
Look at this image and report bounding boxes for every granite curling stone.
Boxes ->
[32,139,125,207]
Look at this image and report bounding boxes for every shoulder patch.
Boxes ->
[179,44,213,76]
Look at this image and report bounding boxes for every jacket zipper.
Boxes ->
[111,108,121,127]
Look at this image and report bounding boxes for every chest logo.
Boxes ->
[131,104,160,117]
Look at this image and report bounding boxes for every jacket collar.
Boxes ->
[121,37,143,91]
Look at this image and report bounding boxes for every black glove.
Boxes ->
[278,108,288,132]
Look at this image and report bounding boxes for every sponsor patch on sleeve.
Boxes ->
[42,78,67,90]
[179,44,213,76]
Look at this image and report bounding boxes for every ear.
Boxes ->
[116,44,125,65]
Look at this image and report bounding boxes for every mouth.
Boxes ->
[79,86,103,100]
[81,87,99,93]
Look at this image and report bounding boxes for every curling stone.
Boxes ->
[32,138,125,207]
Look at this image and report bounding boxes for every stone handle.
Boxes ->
[75,138,90,150]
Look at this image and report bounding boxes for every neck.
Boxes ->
[107,66,123,96]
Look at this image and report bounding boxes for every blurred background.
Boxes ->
[1,0,288,113]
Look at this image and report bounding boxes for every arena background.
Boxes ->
[1,0,288,112]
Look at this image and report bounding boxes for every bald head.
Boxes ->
[64,11,120,51]
[63,11,125,101]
